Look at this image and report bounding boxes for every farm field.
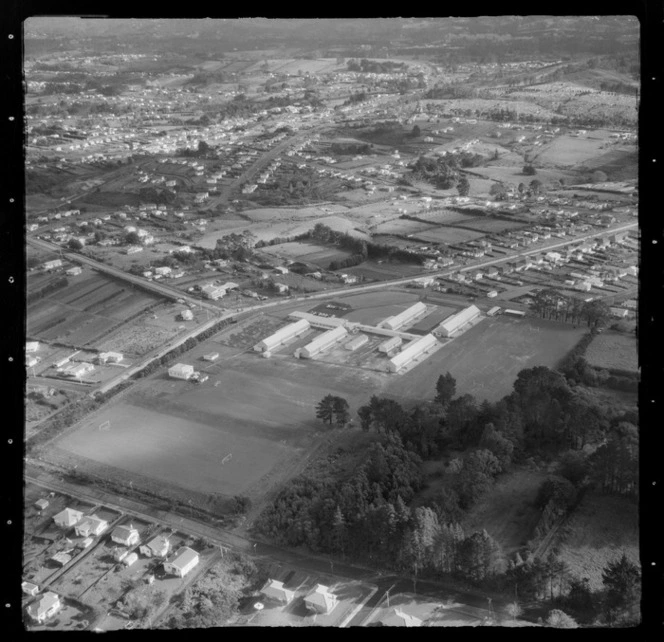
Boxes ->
[585,331,638,373]
[49,349,385,502]
[338,289,422,326]
[410,226,486,244]
[344,261,431,282]
[555,492,639,592]
[260,241,353,268]
[27,272,164,347]
[383,316,587,403]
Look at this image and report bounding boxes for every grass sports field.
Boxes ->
[384,315,587,403]
[52,348,384,500]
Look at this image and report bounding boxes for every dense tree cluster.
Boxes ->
[307,222,429,267]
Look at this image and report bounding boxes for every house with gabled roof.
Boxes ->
[303,584,338,615]
[260,579,295,605]
[140,534,171,558]
[27,592,61,623]
[380,607,423,627]
[74,515,108,538]
[111,525,140,547]
[163,546,199,578]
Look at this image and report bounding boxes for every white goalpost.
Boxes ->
[98,420,111,431]
[221,453,232,465]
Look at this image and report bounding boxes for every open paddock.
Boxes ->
[48,351,385,503]
[411,227,486,244]
[383,315,587,403]
[260,241,353,269]
[344,261,429,282]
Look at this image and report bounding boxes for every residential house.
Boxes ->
[380,607,423,627]
[53,508,83,529]
[260,579,295,605]
[303,584,338,615]
[139,534,171,559]
[274,283,289,295]
[111,525,140,547]
[163,546,199,578]
[74,515,108,538]
[26,341,40,354]
[27,592,62,623]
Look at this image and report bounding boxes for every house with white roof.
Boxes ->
[74,515,108,538]
[111,524,140,547]
[380,607,423,627]
[27,592,61,623]
[53,508,83,529]
[303,584,338,614]
[260,579,295,605]
[139,534,171,558]
[163,546,199,578]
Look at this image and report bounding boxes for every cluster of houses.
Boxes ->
[25,501,202,625]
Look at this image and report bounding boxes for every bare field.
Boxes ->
[556,492,639,591]
[585,331,638,373]
[261,241,353,268]
[383,316,587,403]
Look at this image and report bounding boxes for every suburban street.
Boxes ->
[24,466,514,626]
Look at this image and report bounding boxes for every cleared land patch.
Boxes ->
[556,492,639,591]
[585,331,638,373]
[49,347,385,502]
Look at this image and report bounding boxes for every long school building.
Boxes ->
[434,305,481,337]
[379,302,427,331]
[299,326,348,359]
[388,333,438,372]
[377,335,402,353]
[254,319,310,353]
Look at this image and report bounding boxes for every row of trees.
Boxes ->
[531,289,610,328]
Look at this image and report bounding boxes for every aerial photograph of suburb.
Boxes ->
[21,16,640,630]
